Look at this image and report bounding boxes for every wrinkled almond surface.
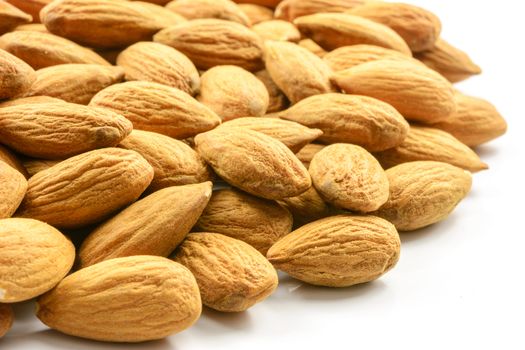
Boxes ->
[275,0,366,21]
[0,48,35,99]
[167,0,250,26]
[252,20,301,42]
[0,160,27,218]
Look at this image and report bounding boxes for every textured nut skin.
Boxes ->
[23,64,124,104]
[238,4,273,25]
[21,158,60,178]
[0,303,13,338]
[0,102,133,159]
[195,129,311,200]
[332,59,456,123]
[0,1,32,34]
[116,41,200,96]
[0,144,28,178]
[252,20,301,42]
[373,126,488,173]
[279,93,409,152]
[198,65,269,121]
[0,161,27,218]
[132,1,187,28]
[0,95,63,108]
[174,233,278,312]
[16,148,154,229]
[295,143,325,168]
[0,48,35,99]
[154,19,264,71]
[79,182,212,267]
[0,31,110,69]
[167,0,250,26]
[375,161,472,231]
[278,186,331,227]
[195,189,293,254]
[309,144,389,212]
[255,69,289,113]
[119,130,212,193]
[275,0,365,21]
[295,13,411,55]
[0,218,75,302]
[267,215,401,287]
[264,40,335,104]
[37,256,202,342]
[90,81,221,139]
[6,0,50,22]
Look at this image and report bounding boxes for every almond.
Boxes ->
[13,23,48,33]
[21,158,60,178]
[279,93,409,152]
[174,233,278,312]
[374,161,472,231]
[0,218,75,302]
[252,20,301,42]
[255,69,289,113]
[195,128,311,200]
[332,59,456,123]
[0,303,13,338]
[90,81,221,139]
[0,144,28,178]
[0,160,27,218]
[267,214,400,287]
[294,143,325,168]
[0,0,32,34]
[0,102,132,159]
[0,95,63,107]
[275,0,366,21]
[166,0,250,26]
[233,0,282,8]
[278,186,331,227]
[5,0,50,22]
[133,1,187,28]
[16,148,154,228]
[37,256,201,342]
[309,143,389,212]
[298,38,327,57]
[0,48,35,99]
[238,4,273,25]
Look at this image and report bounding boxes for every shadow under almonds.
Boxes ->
[200,307,254,331]
[399,213,461,245]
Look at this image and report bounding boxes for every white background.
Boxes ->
[3,1,525,349]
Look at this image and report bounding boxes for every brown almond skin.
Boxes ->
[119,130,212,193]
[294,13,412,55]
[116,41,200,96]
[0,161,27,218]
[0,218,75,302]
[16,148,154,229]
[154,19,264,71]
[374,161,472,231]
[166,0,250,26]
[195,189,293,254]
[21,158,60,178]
[6,0,50,22]
[23,64,124,104]
[0,1,32,34]
[309,144,389,212]
[279,93,409,152]
[264,40,335,104]
[252,20,301,42]
[79,182,212,268]
[0,31,110,70]
[0,144,29,178]
[255,69,289,113]
[198,65,269,120]
[174,233,278,312]
[267,214,401,287]
[37,256,202,342]
[0,102,133,159]
[278,186,331,227]
[275,0,366,21]
[195,128,311,200]
[0,48,36,99]
[90,81,221,139]
[332,59,456,123]
[295,143,325,169]
[373,126,488,173]
[0,303,14,338]
[238,4,273,25]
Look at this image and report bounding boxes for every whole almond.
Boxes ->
[0,218,75,302]
[255,69,289,113]
[0,102,132,159]
[252,20,301,42]
[278,186,331,227]
[0,48,35,99]
[195,129,311,200]
[275,0,366,21]
[0,160,27,218]
[174,232,278,312]
[21,158,60,178]
[23,64,124,104]
[238,4,273,25]
[279,93,409,152]
[0,144,28,178]
[116,41,200,96]
[374,161,472,231]
[295,13,412,55]
[0,31,110,69]
[373,126,488,172]
[198,65,269,120]
[298,38,327,57]
[0,303,13,338]
[6,0,50,22]
[0,1,32,34]
[16,148,154,228]
[79,182,212,267]
[264,40,335,104]
[166,0,250,26]
[90,81,221,139]
[154,19,264,71]
[37,256,201,342]
[195,189,293,254]
[267,214,401,287]
[332,59,456,123]
[309,143,389,212]
[295,143,325,168]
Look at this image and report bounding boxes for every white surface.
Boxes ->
[3,1,525,349]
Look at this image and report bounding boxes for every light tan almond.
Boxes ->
[116,41,200,96]
[37,256,201,342]
[0,218,75,302]
[0,48,35,99]
[0,95,63,108]
[21,158,60,178]
[13,23,48,33]
[0,144,28,178]
[154,19,264,71]
[238,4,273,25]
[275,0,366,21]
[6,0,50,22]
[0,160,27,218]
[195,128,311,200]
[309,143,389,212]
[298,38,327,57]
[267,214,400,287]
[332,59,456,123]
[198,65,269,120]
[0,303,13,338]
[90,81,221,139]
[195,189,293,254]
[166,0,250,26]
[233,0,281,8]
[375,161,472,231]
[16,148,154,228]
[133,1,187,27]
[255,69,289,113]
[279,93,409,152]
[174,233,278,312]
[0,0,32,34]
[278,186,331,227]
[252,20,301,42]
[294,143,325,168]
[0,102,132,159]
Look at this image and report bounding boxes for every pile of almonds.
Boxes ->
[0,0,507,343]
